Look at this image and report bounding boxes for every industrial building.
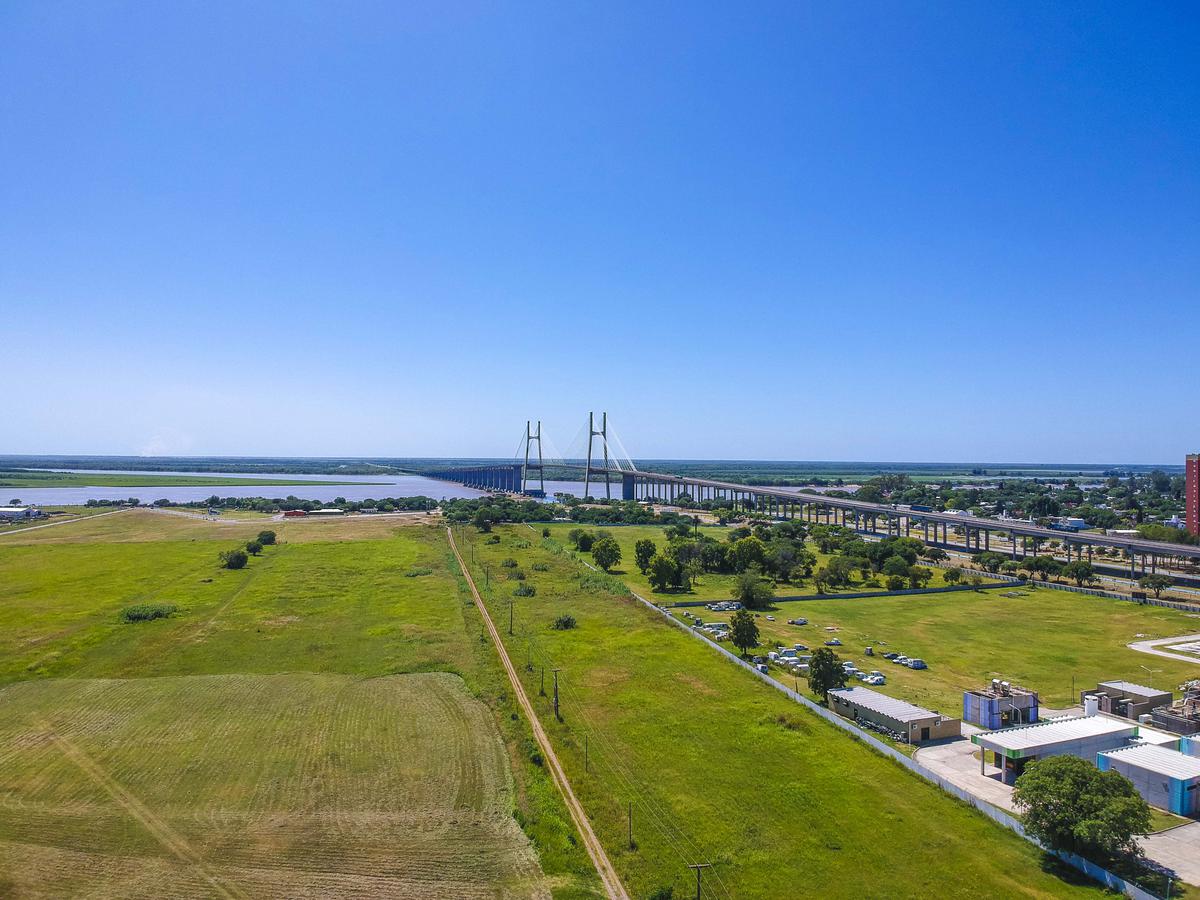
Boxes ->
[1080,681,1172,721]
[0,506,39,521]
[972,716,1137,784]
[828,686,960,744]
[1187,453,1199,535]
[963,680,1039,729]
[1098,744,1200,816]
[1150,681,1200,736]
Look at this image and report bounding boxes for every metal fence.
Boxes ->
[628,587,1161,900]
[667,580,1016,608]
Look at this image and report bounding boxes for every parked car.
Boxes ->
[788,617,808,626]
[825,638,842,646]
[756,663,769,674]
[766,615,775,621]
[906,658,927,670]
[882,652,899,660]
[892,655,909,665]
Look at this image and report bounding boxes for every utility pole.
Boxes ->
[552,668,561,721]
[628,801,634,849]
[484,563,490,589]
[508,597,514,635]
[540,666,545,697]
[688,863,712,900]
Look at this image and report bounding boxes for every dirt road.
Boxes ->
[447,526,629,900]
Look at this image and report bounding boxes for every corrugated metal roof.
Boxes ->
[828,687,939,724]
[974,716,1135,752]
[1097,680,1171,698]
[1101,744,1200,780]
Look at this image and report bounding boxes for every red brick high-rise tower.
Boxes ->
[1188,454,1200,535]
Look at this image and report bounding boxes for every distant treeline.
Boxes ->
[0,456,409,476]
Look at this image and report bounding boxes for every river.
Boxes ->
[5,470,605,506]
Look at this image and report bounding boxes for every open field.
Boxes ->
[0,470,373,489]
[0,513,600,897]
[542,522,967,602]
[682,586,1200,715]
[0,506,126,534]
[0,673,546,899]
[457,524,1108,898]
[0,507,438,546]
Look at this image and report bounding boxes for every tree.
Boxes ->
[885,574,906,591]
[922,546,949,565]
[256,530,276,546]
[942,567,961,585]
[729,608,760,657]
[245,540,263,556]
[634,538,656,574]
[813,567,831,593]
[1138,573,1172,598]
[682,559,703,589]
[731,536,767,573]
[807,647,848,701]
[647,554,680,592]
[1026,555,1062,581]
[881,555,910,578]
[575,531,596,552]
[907,565,933,590]
[1061,560,1097,586]
[732,570,775,609]
[1013,756,1150,862]
[974,551,1006,574]
[220,549,248,570]
[472,508,492,532]
[591,536,621,571]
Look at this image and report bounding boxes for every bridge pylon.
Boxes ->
[583,411,611,501]
[522,420,545,497]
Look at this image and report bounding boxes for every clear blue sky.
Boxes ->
[3,2,1196,463]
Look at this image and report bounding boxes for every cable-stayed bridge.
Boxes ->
[426,413,1200,577]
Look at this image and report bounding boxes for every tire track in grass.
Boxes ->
[447,526,629,900]
[187,545,291,644]
[36,718,245,900]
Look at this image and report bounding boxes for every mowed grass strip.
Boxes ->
[459,525,1105,899]
[0,673,548,899]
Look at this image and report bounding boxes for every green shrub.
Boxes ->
[579,572,631,596]
[121,603,177,623]
[552,613,577,630]
[245,540,263,556]
[485,534,501,544]
[531,562,550,572]
[512,539,531,549]
[500,557,518,568]
[514,583,536,597]
[404,567,433,577]
[220,549,248,570]
[506,569,526,581]
[257,530,277,545]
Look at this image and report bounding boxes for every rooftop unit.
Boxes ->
[1151,680,1200,736]
[963,680,1039,730]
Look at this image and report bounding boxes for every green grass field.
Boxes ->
[0,673,546,898]
[678,585,1200,715]
[457,524,1112,898]
[0,513,600,898]
[0,469,374,488]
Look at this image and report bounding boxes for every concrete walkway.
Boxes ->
[1127,634,1200,667]
[1139,822,1200,887]
[914,737,1019,813]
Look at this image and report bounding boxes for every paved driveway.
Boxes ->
[914,736,1019,813]
[1140,823,1200,887]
